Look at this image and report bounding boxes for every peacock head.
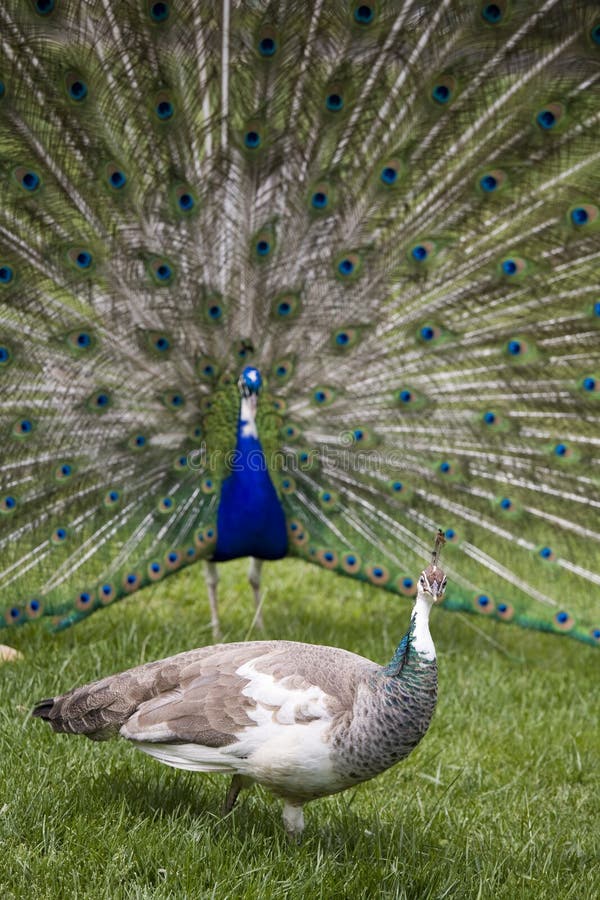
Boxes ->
[239,366,263,397]
[418,565,447,604]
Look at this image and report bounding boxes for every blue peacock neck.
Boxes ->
[212,369,288,562]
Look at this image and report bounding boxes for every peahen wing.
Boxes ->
[0,1,598,644]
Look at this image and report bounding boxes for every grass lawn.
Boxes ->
[0,559,598,899]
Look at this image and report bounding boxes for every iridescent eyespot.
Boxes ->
[66,73,88,102]
[15,167,40,192]
[326,93,344,112]
[0,495,17,514]
[481,3,503,24]
[0,345,12,365]
[0,265,13,284]
[107,166,127,190]
[34,0,55,16]
[244,130,261,149]
[354,4,375,25]
[149,1,169,22]
[155,98,174,121]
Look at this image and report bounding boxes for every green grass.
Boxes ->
[0,559,598,900]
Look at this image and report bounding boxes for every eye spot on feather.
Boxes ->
[476,594,495,615]
[0,265,14,284]
[539,546,555,561]
[256,239,271,257]
[591,628,600,643]
[554,442,569,457]
[108,169,127,190]
[592,24,600,45]
[76,591,93,611]
[312,191,328,209]
[326,93,344,112]
[481,3,503,24]
[75,251,92,269]
[536,104,564,131]
[99,584,115,605]
[342,553,361,574]
[507,339,522,355]
[244,130,261,149]
[148,561,163,581]
[18,169,40,192]
[0,495,17,514]
[397,576,417,597]
[258,36,277,56]
[445,528,457,542]
[123,572,141,592]
[354,4,375,25]
[317,549,338,569]
[0,81,4,99]
[55,462,74,480]
[412,244,428,261]
[6,606,22,624]
[13,418,34,437]
[166,550,181,570]
[479,174,497,192]
[129,434,147,450]
[178,192,194,211]
[52,527,68,543]
[34,0,55,15]
[439,461,451,474]
[420,325,436,341]
[500,497,512,510]
[67,78,88,102]
[582,376,597,392]
[149,1,169,22]
[554,611,574,631]
[155,99,174,120]
[380,166,398,185]
[26,598,43,618]
[77,332,91,348]
[158,497,176,513]
[367,565,389,585]
[104,489,120,507]
[496,602,514,621]
[483,411,496,424]
[0,345,12,365]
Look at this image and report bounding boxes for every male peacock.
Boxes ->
[32,539,447,839]
[0,0,599,646]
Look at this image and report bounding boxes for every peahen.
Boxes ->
[32,540,447,839]
[0,0,599,646]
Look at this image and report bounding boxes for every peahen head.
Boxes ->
[417,565,447,605]
[239,366,262,397]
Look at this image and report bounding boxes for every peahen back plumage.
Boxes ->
[0,0,599,645]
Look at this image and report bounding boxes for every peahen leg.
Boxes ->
[282,803,305,843]
[248,557,264,630]
[204,561,221,642]
[222,774,252,815]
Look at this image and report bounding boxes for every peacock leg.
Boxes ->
[248,557,264,630]
[222,774,252,815]
[204,561,221,641]
[281,802,305,843]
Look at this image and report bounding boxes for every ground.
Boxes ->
[0,559,598,899]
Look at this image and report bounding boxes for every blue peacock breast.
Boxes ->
[212,390,288,562]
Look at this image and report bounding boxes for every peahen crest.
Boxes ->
[0,0,599,644]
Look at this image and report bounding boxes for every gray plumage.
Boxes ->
[32,567,444,838]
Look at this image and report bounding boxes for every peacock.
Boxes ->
[32,538,446,840]
[0,0,599,647]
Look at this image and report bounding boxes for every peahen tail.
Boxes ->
[0,0,598,645]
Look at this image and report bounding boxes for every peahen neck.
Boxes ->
[384,592,436,675]
[213,390,288,562]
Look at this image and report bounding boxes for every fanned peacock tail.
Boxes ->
[0,0,599,644]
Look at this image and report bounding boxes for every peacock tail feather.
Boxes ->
[0,0,599,644]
